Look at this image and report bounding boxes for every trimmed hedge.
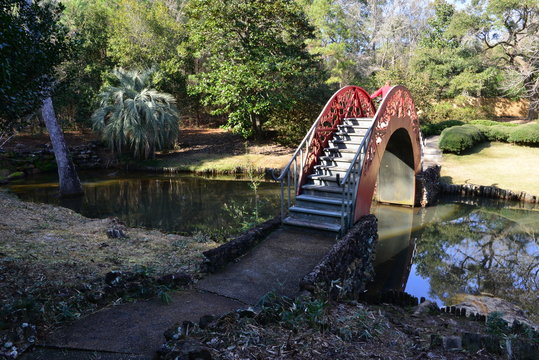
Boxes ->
[507,123,539,145]
[474,124,517,142]
[439,125,486,154]
[420,120,465,137]
[469,119,518,127]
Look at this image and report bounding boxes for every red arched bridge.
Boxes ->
[276,85,422,235]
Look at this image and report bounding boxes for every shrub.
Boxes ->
[439,125,486,154]
[420,120,465,137]
[507,123,539,145]
[469,120,518,127]
[424,99,489,123]
[474,124,516,142]
[92,68,180,160]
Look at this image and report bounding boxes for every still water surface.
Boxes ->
[6,172,539,317]
[7,171,281,235]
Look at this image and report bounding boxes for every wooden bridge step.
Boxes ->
[320,156,353,164]
[314,164,349,172]
[325,147,357,153]
[283,217,341,232]
[302,184,343,194]
[334,131,366,138]
[289,206,342,218]
[296,194,351,206]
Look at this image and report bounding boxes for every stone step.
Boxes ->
[283,217,341,232]
[301,184,344,199]
[423,148,442,155]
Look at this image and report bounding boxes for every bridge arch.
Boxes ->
[279,85,422,234]
[354,85,422,221]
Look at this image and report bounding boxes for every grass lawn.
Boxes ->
[144,152,291,174]
[441,142,539,196]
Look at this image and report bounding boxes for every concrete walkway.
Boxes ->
[422,135,443,168]
[21,227,336,360]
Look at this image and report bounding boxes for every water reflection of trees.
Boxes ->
[414,204,539,319]
[19,175,280,235]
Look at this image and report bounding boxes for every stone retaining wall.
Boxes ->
[300,215,377,298]
[441,183,539,204]
[416,164,539,205]
[415,165,441,207]
[201,216,281,273]
[0,142,102,182]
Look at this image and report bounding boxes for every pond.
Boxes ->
[372,199,539,321]
[6,171,281,237]
[5,172,539,320]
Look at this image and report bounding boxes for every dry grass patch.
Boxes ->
[441,142,539,196]
[0,190,218,329]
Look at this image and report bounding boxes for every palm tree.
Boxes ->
[92,68,180,160]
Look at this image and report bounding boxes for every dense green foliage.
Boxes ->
[5,0,538,143]
[0,0,71,125]
[91,69,179,159]
[437,119,539,150]
[473,124,516,142]
[420,120,465,137]
[507,123,539,145]
[186,0,324,139]
[468,120,518,127]
[54,0,115,126]
[439,125,485,153]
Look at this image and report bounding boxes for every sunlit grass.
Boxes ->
[441,142,539,196]
[144,153,290,173]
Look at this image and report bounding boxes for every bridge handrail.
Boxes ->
[338,87,395,231]
[275,85,375,225]
[274,118,318,182]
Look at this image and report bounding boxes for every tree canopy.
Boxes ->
[0,0,71,124]
[6,0,538,144]
[186,0,324,138]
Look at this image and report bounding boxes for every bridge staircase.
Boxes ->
[275,85,422,237]
[274,86,378,236]
[283,117,374,233]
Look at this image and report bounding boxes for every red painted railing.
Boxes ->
[297,86,376,193]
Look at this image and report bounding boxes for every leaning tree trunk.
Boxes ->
[24,0,83,196]
[41,97,83,196]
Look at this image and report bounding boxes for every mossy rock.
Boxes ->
[7,171,25,180]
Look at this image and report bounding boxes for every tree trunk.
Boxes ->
[41,97,83,196]
[527,95,538,120]
[528,107,538,121]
